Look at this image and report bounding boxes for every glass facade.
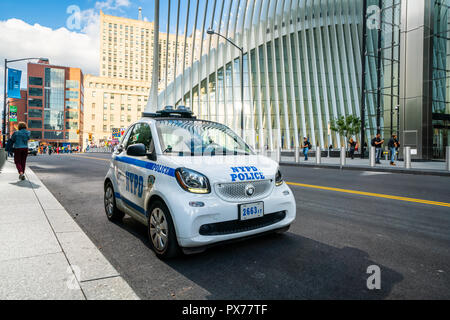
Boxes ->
[158,0,403,151]
[431,0,450,159]
[44,68,65,132]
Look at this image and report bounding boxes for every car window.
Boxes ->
[126,123,153,152]
[120,125,134,148]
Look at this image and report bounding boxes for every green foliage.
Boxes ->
[330,115,362,143]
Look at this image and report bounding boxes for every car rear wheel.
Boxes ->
[147,201,180,259]
[104,182,124,222]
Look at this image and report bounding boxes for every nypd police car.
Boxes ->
[104,106,296,258]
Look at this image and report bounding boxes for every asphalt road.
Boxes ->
[27,153,450,299]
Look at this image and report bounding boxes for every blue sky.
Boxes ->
[0,0,156,29]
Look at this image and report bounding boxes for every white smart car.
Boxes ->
[104,106,296,259]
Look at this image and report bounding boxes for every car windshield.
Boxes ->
[28,142,38,148]
[155,119,253,156]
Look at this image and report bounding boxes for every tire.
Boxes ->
[147,200,180,259]
[104,182,124,222]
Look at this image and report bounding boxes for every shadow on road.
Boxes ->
[115,217,403,299]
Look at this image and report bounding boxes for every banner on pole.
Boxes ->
[9,105,18,122]
[7,68,22,99]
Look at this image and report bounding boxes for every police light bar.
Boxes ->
[142,105,195,119]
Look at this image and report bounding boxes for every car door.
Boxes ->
[114,124,134,200]
[119,122,154,219]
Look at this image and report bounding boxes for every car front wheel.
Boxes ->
[104,182,124,222]
[147,201,180,259]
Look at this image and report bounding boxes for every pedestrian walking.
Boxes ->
[302,137,311,161]
[371,133,384,164]
[9,122,31,180]
[348,138,357,160]
[388,134,400,166]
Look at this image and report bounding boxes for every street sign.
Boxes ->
[9,105,18,122]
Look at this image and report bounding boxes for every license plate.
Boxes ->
[239,202,264,220]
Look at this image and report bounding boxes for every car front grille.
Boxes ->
[199,211,286,236]
[214,179,274,202]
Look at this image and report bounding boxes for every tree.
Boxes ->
[330,115,362,146]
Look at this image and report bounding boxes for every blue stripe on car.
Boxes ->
[117,193,147,216]
[114,155,175,177]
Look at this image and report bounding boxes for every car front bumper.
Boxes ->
[166,182,296,248]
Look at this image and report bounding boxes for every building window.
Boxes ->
[127,105,131,111]
[30,131,42,139]
[103,114,107,121]
[92,91,96,97]
[110,114,114,121]
[65,110,78,120]
[110,103,114,110]
[91,125,95,131]
[92,114,95,120]
[29,76,43,86]
[92,103,95,109]
[28,120,42,129]
[66,80,79,89]
[28,109,42,118]
[29,87,43,96]
[28,98,42,107]
[65,121,78,130]
[66,101,78,109]
[103,125,107,131]
[44,131,64,140]
[66,91,79,99]
[103,103,107,110]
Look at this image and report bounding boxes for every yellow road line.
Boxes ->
[286,181,450,208]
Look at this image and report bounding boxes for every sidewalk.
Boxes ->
[279,155,450,176]
[0,160,139,300]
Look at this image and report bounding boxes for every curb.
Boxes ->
[280,161,450,177]
[3,160,139,300]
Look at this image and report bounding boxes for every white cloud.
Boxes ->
[0,0,132,124]
[0,18,99,91]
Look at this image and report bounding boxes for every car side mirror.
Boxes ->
[127,143,146,157]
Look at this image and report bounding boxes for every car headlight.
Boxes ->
[175,168,211,194]
[275,168,283,186]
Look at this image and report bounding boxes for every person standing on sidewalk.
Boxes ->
[302,137,311,161]
[371,133,384,164]
[10,122,31,180]
[348,138,357,160]
[388,134,400,166]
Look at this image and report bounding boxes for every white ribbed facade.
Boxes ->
[155,0,377,150]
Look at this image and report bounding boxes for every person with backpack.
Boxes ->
[388,134,400,166]
[371,133,384,164]
[9,122,31,180]
[302,137,311,161]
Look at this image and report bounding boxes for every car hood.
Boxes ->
[159,154,279,184]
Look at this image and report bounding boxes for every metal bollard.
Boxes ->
[340,147,346,166]
[370,146,376,167]
[277,148,281,163]
[316,146,321,164]
[404,146,411,169]
[295,146,299,163]
[446,146,450,172]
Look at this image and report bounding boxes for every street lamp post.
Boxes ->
[207,28,245,139]
[3,57,48,146]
